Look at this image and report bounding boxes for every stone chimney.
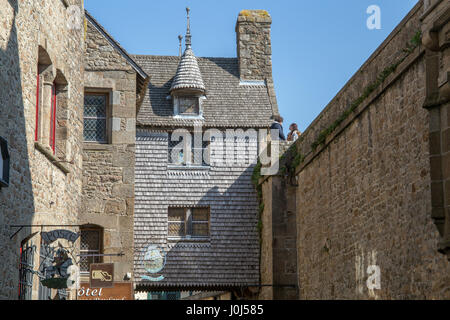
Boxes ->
[236,10,273,81]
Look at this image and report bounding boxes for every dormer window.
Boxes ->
[169,8,206,118]
[178,96,199,115]
[173,95,203,118]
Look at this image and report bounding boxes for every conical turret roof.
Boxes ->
[170,7,205,94]
[170,47,205,93]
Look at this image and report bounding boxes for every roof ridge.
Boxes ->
[133,54,180,60]
[132,54,237,61]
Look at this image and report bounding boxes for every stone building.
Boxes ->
[131,9,278,297]
[0,2,279,300]
[79,11,148,288]
[0,0,85,300]
[2,0,447,301]
[257,0,450,300]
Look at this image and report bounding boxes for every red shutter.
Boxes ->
[50,83,56,154]
[35,69,40,141]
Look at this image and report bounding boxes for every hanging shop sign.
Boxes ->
[40,229,80,290]
[77,282,133,300]
[0,136,10,188]
[41,229,80,244]
[140,244,166,282]
[90,263,114,288]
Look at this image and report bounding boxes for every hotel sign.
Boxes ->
[78,282,133,300]
[0,136,10,188]
[90,263,114,288]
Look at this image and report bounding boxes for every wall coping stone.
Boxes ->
[34,142,70,174]
[294,45,426,176]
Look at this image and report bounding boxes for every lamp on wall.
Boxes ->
[0,136,10,188]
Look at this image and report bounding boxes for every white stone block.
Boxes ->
[112,117,121,132]
[112,91,121,105]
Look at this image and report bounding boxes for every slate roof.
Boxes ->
[170,48,206,93]
[133,54,276,128]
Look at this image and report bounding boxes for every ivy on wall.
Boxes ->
[251,30,422,251]
[310,30,422,151]
[251,161,264,243]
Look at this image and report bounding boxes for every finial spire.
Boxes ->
[185,7,192,49]
[178,35,183,57]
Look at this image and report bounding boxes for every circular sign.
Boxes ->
[141,244,166,281]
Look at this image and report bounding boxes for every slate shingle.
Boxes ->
[170,48,206,93]
[134,132,260,289]
[133,55,275,128]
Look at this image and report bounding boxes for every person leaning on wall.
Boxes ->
[270,115,286,141]
[287,123,301,142]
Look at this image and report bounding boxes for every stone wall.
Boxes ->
[235,9,279,117]
[420,0,450,258]
[259,176,298,300]
[258,0,450,299]
[236,10,273,82]
[80,17,136,283]
[0,0,85,299]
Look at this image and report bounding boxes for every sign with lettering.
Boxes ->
[0,136,10,188]
[77,283,133,300]
[41,230,80,244]
[39,229,80,290]
[90,263,114,288]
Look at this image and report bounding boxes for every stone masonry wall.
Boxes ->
[295,55,449,299]
[259,176,298,300]
[259,178,274,300]
[236,10,273,82]
[259,1,449,299]
[0,0,85,299]
[420,0,450,258]
[235,9,279,117]
[80,17,136,283]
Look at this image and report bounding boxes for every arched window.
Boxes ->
[35,46,52,144]
[79,225,103,274]
[52,70,68,158]
[35,47,69,158]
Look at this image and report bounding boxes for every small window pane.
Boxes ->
[80,229,101,273]
[84,94,107,143]
[84,118,107,142]
[80,256,101,273]
[84,95,107,117]
[168,208,185,221]
[192,208,209,221]
[178,97,199,115]
[168,207,210,239]
[168,223,185,237]
[192,223,209,237]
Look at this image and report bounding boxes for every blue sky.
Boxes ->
[85,0,418,133]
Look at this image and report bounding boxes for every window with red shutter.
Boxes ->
[50,83,56,154]
[35,67,40,142]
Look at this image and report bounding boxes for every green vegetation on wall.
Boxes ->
[310,30,422,151]
[251,30,422,254]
